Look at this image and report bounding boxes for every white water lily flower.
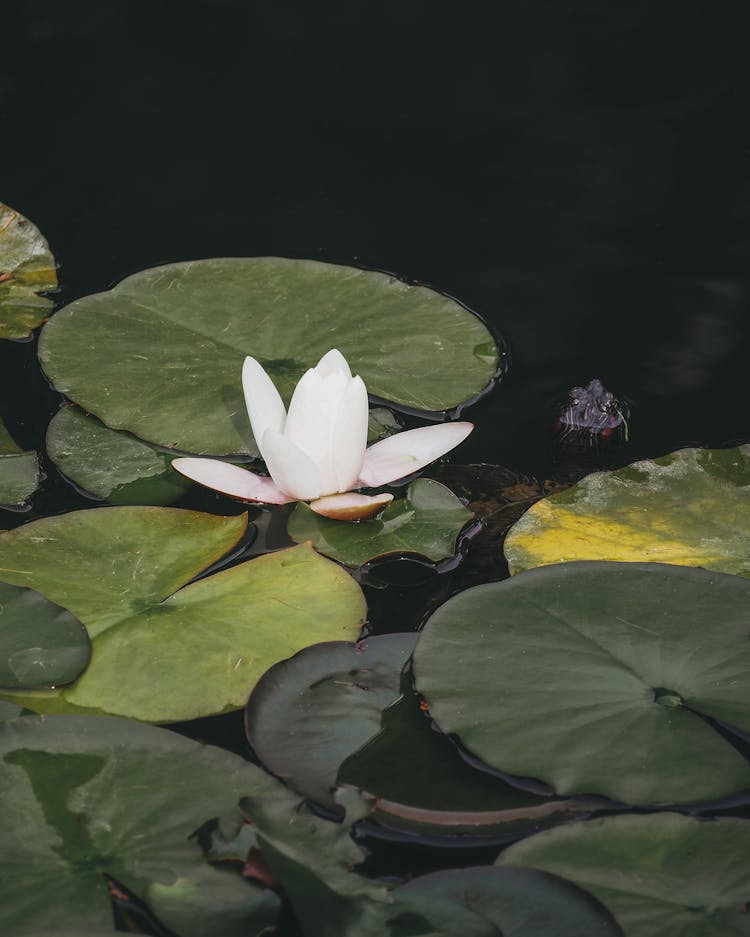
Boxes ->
[173,349,473,521]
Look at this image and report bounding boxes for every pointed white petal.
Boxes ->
[315,348,352,379]
[242,356,286,458]
[358,422,474,488]
[331,375,369,492]
[172,458,294,503]
[310,491,393,521]
[284,367,347,493]
[261,428,324,501]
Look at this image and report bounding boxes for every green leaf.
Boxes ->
[0,418,39,508]
[47,404,192,505]
[0,700,23,720]
[412,562,750,805]
[505,446,750,579]
[340,682,610,839]
[0,714,281,937]
[497,813,750,937]
[241,786,393,937]
[0,582,90,689]
[145,863,282,937]
[367,407,400,442]
[245,634,418,809]
[38,258,500,455]
[0,508,366,721]
[391,866,622,937]
[288,479,474,567]
[0,203,57,340]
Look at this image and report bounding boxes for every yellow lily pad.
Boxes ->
[504,446,750,578]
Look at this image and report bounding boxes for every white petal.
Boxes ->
[172,458,294,503]
[310,491,393,521]
[284,367,347,493]
[358,422,474,488]
[315,348,352,379]
[331,375,369,492]
[261,428,324,501]
[242,356,286,459]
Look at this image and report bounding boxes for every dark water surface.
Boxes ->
[2,1,750,929]
[4,2,749,474]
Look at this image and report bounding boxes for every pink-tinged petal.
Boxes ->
[331,375,369,492]
[310,491,394,521]
[172,458,294,503]
[261,428,324,501]
[315,348,352,379]
[242,356,287,458]
[358,422,474,487]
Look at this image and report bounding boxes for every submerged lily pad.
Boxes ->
[505,446,750,578]
[0,508,365,721]
[47,404,192,505]
[0,203,57,340]
[0,714,281,936]
[413,562,750,805]
[38,258,501,455]
[245,634,418,809]
[0,418,39,508]
[498,813,750,937]
[0,582,90,690]
[288,478,474,567]
[392,866,622,937]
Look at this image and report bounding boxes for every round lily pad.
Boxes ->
[288,478,474,567]
[0,713,281,936]
[0,508,366,721]
[0,202,57,340]
[245,634,418,809]
[38,258,501,455]
[47,404,192,505]
[0,582,90,689]
[413,562,750,805]
[497,813,750,937]
[505,446,750,578]
[391,866,622,937]
[0,418,39,508]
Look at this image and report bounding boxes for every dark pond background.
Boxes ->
[4,0,749,474]
[2,0,750,906]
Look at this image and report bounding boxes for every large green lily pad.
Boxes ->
[0,714,281,936]
[38,258,500,455]
[392,866,622,936]
[498,813,750,937]
[47,404,192,505]
[288,479,474,567]
[0,508,366,721]
[413,562,750,805]
[0,418,39,508]
[0,203,57,340]
[0,582,90,690]
[245,634,418,809]
[505,446,750,578]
